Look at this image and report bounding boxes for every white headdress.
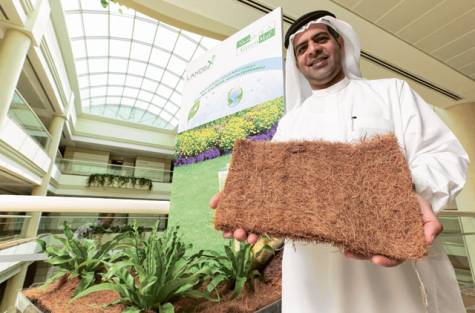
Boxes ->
[285,16,362,112]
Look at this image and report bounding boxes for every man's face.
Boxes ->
[292,24,344,89]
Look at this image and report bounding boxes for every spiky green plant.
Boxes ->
[73,225,209,313]
[199,241,263,299]
[37,222,129,297]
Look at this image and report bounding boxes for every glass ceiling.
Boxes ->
[62,0,219,130]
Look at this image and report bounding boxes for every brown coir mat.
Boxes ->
[215,134,427,260]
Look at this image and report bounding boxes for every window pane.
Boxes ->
[155,25,178,50]
[174,36,196,60]
[63,0,222,129]
[109,58,128,73]
[137,90,154,102]
[87,39,108,57]
[109,39,131,58]
[145,65,164,80]
[134,19,157,44]
[125,76,142,88]
[88,59,108,73]
[157,84,172,98]
[168,55,186,75]
[130,42,152,61]
[123,87,139,98]
[162,71,179,87]
[71,40,87,58]
[75,60,88,75]
[66,14,84,38]
[89,74,108,86]
[150,48,170,67]
[108,73,126,85]
[110,14,133,38]
[128,60,147,76]
[83,13,108,37]
[141,79,158,93]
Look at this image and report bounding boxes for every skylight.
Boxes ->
[62,0,219,129]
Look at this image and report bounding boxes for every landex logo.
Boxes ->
[185,55,216,81]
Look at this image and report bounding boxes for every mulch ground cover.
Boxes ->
[23,252,282,313]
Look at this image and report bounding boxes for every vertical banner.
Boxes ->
[169,8,285,252]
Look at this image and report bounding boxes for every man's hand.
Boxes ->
[344,193,443,267]
[209,192,259,244]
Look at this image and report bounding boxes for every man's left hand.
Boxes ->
[344,193,443,267]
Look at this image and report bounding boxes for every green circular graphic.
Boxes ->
[227,87,243,107]
[188,99,201,121]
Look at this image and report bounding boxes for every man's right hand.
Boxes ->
[209,192,259,244]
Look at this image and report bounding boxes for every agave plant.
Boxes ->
[199,240,264,299]
[74,225,209,313]
[37,222,129,296]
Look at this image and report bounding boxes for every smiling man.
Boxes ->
[210,10,469,313]
[292,23,344,90]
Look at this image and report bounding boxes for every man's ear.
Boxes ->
[337,36,345,57]
[337,35,344,48]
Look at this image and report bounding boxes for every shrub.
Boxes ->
[198,241,262,299]
[38,222,129,297]
[74,225,210,313]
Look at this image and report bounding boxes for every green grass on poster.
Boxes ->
[168,155,232,253]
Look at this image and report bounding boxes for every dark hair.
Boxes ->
[327,25,340,40]
[284,10,338,48]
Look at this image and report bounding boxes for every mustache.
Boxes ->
[307,55,328,66]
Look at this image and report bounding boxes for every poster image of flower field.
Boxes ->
[175,96,284,166]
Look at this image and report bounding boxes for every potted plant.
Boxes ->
[20,224,283,313]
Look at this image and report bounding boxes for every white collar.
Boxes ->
[311,76,350,96]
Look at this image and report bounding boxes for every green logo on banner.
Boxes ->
[236,34,251,48]
[259,28,275,43]
[227,87,243,107]
[188,99,201,121]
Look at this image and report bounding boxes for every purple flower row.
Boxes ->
[247,124,278,142]
[174,123,279,167]
[175,147,221,166]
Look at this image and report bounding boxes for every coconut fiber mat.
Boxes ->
[215,134,427,260]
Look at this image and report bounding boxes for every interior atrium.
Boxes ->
[0,0,475,312]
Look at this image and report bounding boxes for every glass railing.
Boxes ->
[0,214,30,242]
[439,210,475,286]
[58,159,173,183]
[37,214,168,235]
[439,211,475,312]
[0,213,167,244]
[8,91,51,149]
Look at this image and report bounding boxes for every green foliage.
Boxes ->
[74,225,210,312]
[87,174,153,191]
[176,96,284,157]
[100,0,118,8]
[37,222,129,297]
[199,241,262,299]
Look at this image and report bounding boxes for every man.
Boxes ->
[210,10,469,313]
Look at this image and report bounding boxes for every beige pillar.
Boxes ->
[0,26,33,313]
[436,103,475,282]
[24,114,66,236]
[0,264,29,313]
[0,28,32,128]
[0,116,65,313]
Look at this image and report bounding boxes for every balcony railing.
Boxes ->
[8,91,51,149]
[58,159,173,183]
[0,196,169,243]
